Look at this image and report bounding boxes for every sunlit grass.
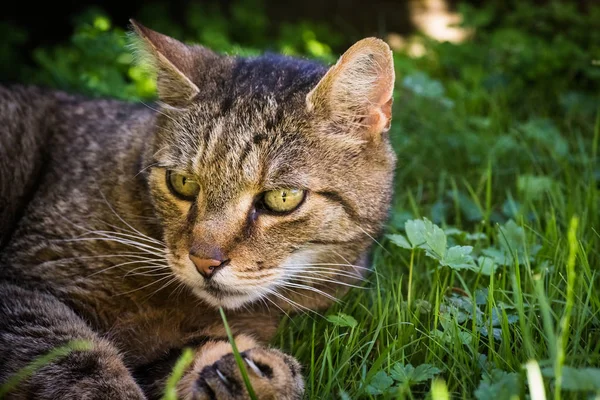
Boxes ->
[274,87,600,398]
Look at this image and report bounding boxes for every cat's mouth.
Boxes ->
[166,250,279,309]
[203,281,246,297]
[174,261,274,309]
[193,282,269,309]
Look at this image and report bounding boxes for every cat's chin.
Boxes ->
[192,287,263,310]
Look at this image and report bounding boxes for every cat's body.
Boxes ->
[0,86,272,359]
[0,22,395,399]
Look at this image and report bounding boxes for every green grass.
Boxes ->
[273,35,600,398]
[275,128,599,398]
[2,2,599,399]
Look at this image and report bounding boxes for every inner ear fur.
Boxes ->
[307,38,395,139]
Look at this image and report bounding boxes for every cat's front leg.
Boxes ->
[178,335,303,400]
[0,282,146,400]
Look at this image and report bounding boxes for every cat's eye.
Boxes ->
[261,189,306,213]
[166,170,200,201]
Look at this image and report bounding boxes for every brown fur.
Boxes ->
[0,22,395,399]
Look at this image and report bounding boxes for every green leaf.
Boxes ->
[387,234,413,249]
[425,221,447,259]
[391,363,442,385]
[412,364,442,382]
[449,191,483,222]
[466,232,488,241]
[339,390,351,400]
[405,219,428,249]
[482,220,541,267]
[402,72,446,99]
[498,220,526,255]
[481,247,511,266]
[442,246,474,270]
[366,371,394,395]
[444,227,465,236]
[474,369,520,400]
[542,366,600,391]
[405,218,447,259]
[474,288,489,305]
[326,313,358,329]
[517,175,556,200]
[476,256,498,276]
[390,363,415,383]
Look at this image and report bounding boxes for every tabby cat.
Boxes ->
[0,21,396,399]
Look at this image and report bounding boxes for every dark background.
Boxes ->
[3,0,595,54]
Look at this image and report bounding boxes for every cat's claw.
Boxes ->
[243,356,264,378]
[191,348,304,400]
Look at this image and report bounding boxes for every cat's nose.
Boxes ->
[188,254,229,279]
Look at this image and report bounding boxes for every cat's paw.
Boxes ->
[189,347,303,400]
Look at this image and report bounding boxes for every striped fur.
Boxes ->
[0,23,395,399]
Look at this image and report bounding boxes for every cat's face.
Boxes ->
[133,22,396,309]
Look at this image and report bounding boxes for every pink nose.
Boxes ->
[189,254,226,279]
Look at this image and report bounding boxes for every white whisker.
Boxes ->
[278,282,339,302]
[285,262,370,271]
[87,259,166,278]
[358,226,389,254]
[287,267,366,280]
[265,288,317,315]
[123,265,171,277]
[57,237,165,258]
[288,276,366,290]
[115,274,174,296]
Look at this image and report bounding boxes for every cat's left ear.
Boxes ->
[307,38,395,140]
[130,20,217,106]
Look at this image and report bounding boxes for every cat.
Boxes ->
[0,20,396,399]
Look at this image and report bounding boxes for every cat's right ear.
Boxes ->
[129,20,214,106]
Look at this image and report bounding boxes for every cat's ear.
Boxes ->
[307,38,395,139]
[130,20,212,106]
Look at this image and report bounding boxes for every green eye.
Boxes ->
[166,170,200,200]
[262,189,306,213]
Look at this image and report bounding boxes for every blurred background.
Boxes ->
[1,0,599,222]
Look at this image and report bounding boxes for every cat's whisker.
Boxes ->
[273,288,326,317]
[77,230,166,248]
[76,215,164,244]
[288,267,366,279]
[288,271,367,285]
[286,261,384,279]
[284,262,370,271]
[96,189,164,247]
[115,274,175,296]
[331,249,352,265]
[167,279,188,301]
[58,237,166,258]
[265,288,317,315]
[38,253,161,267]
[142,276,179,300]
[288,275,366,290]
[125,271,172,278]
[278,282,339,302]
[97,217,164,243]
[283,266,368,281]
[358,226,390,254]
[87,259,167,278]
[123,265,171,277]
[86,219,165,245]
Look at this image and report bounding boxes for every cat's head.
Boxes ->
[131,21,396,310]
